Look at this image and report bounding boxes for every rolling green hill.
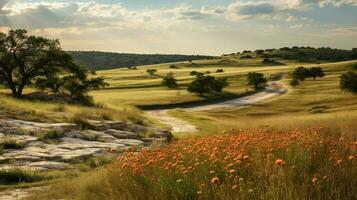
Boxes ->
[68,51,214,70]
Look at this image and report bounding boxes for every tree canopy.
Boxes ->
[309,67,325,80]
[187,75,229,96]
[247,72,267,90]
[292,67,310,81]
[0,29,107,105]
[340,72,357,94]
[162,73,178,88]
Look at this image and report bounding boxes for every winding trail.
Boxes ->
[145,81,288,133]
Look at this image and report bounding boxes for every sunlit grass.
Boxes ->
[28,123,357,200]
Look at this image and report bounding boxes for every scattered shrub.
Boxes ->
[146,69,158,76]
[187,75,229,96]
[216,69,224,73]
[290,78,300,87]
[0,140,25,149]
[169,65,179,69]
[162,73,179,88]
[247,72,267,90]
[0,168,43,184]
[340,71,357,94]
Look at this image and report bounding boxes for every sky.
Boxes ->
[0,0,356,55]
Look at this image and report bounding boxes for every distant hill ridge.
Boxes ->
[68,51,214,70]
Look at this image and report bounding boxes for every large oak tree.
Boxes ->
[0,29,75,97]
[0,29,107,104]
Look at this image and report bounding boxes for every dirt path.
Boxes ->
[145,81,288,133]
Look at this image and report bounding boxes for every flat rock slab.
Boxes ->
[26,161,70,170]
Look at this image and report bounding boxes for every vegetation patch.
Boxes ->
[307,105,330,113]
[29,127,357,200]
[0,139,25,150]
[0,169,44,185]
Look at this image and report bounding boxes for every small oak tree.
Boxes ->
[340,71,357,94]
[309,67,325,80]
[162,73,178,88]
[247,72,267,90]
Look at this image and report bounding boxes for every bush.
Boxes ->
[309,67,325,80]
[146,69,158,76]
[216,69,224,73]
[37,130,64,143]
[247,72,267,90]
[187,75,229,96]
[290,78,300,87]
[340,71,357,94]
[162,73,178,88]
[292,66,310,81]
[169,65,179,69]
[0,139,25,149]
[190,71,203,76]
[0,168,43,184]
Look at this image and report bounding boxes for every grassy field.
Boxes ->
[0,53,355,199]
[88,55,357,136]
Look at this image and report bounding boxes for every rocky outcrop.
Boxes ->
[0,119,172,171]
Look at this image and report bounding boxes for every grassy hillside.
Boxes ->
[1,51,355,199]
[90,55,357,134]
[69,51,213,70]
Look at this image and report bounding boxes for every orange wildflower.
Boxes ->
[348,155,355,160]
[211,177,220,185]
[275,159,285,166]
[231,185,238,190]
[336,159,343,166]
[312,176,318,185]
[229,169,236,175]
[121,163,128,169]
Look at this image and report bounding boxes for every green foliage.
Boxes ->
[190,71,203,76]
[169,65,179,69]
[352,48,357,59]
[255,49,264,55]
[0,139,25,149]
[0,168,43,184]
[146,69,158,76]
[290,78,300,87]
[37,130,64,143]
[247,72,267,90]
[69,51,213,70]
[340,71,357,94]
[292,67,310,81]
[292,66,325,82]
[0,29,108,105]
[162,73,178,88]
[309,67,325,80]
[187,75,229,96]
[0,29,75,97]
[62,67,108,105]
[263,46,356,62]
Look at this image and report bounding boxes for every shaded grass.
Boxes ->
[0,169,44,185]
[0,139,25,150]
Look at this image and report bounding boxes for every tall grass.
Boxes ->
[29,124,357,200]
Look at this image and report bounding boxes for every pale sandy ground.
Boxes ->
[146,81,288,133]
